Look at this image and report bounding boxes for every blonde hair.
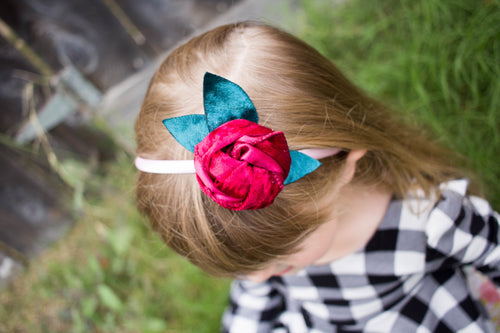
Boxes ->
[135,21,468,277]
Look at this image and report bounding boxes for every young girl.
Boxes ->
[134,21,500,332]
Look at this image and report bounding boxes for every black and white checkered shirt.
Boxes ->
[222,179,500,332]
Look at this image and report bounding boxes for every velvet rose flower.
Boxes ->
[161,73,321,211]
[194,119,291,210]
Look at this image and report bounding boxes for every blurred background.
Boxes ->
[0,0,498,332]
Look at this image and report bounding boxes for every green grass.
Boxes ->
[0,153,230,333]
[1,1,499,332]
[298,0,500,207]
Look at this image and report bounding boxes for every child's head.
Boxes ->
[135,21,462,277]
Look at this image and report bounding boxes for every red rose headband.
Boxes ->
[135,73,341,210]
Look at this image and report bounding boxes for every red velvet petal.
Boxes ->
[194,119,291,210]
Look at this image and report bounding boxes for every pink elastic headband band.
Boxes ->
[135,148,342,174]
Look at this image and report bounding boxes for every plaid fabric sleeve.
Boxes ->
[222,279,285,333]
[426,179,500,284]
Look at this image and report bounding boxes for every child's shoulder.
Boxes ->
[396,178,498,249]
[403,178,478,215]
[435,178,495,221]
[381,178,492,233]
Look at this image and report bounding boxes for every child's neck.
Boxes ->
[317,183,393,264]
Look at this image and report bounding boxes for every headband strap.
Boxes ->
[135,148,342,174]
[135,157,196,174]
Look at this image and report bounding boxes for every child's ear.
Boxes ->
[339,149,367,186]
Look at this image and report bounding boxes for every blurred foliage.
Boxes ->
[298,0,500,207]
[0,152,230,332]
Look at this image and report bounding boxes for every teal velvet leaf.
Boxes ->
[284,150,322,185]
[163,114,209,153]
[203,72,258,131]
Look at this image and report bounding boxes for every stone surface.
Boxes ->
[0,145,73,258]
[0,144,73,287]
